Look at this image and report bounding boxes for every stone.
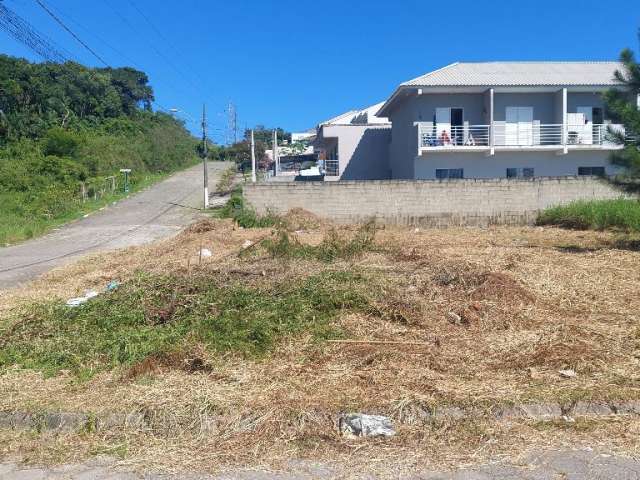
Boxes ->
[339,413,396,438]
[570,401,614,417]
[446,311,462,325]
[44,412,88,431]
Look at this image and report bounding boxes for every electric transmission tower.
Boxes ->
[227,101,237,145]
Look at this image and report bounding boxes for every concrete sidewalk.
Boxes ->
[0,162,231,290]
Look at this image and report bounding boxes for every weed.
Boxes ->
[214,188,280,228]
[537,199,640,231]
[215,166,237,194]
[262,221,378,262]
[0,270,373,376]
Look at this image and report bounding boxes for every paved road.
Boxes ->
[0,162,231,290]
[1,450,639,479]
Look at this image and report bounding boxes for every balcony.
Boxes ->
[417,122,628,154]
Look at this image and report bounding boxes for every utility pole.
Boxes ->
[272,129,279,176]
[202,104,209,208]
[250,129,257,183]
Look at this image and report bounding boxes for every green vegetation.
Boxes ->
[0,55,200,244]
[262,222,378,262]
[537,199,640,231]
[604,45,640,176]
[215,166,237,194]
[0,270,372,377]
[215,188,280,228]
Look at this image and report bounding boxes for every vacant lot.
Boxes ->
[1,212,639,477]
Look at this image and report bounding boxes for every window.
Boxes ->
[506,168,535,178]
[436,168,463,179]
[578,166,605,176]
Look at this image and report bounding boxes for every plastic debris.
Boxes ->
[339,413,396,438]
[200,248,212,258]
[66,282,119,307]
[66,297,89,307]
[559,369,577,378]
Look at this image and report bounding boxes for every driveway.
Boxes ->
[0,162,231,289]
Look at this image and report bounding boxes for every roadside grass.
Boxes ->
[213,188,280,228]
[0,172,167,246]
[537,198,640,231]
[0,269,372,377]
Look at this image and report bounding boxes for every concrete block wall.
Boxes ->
[243,177,627,227]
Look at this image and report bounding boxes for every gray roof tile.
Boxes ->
[402,62,624,87]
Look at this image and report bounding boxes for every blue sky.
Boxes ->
[1,0,639,142]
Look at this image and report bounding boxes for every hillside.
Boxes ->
[0,55,200,244]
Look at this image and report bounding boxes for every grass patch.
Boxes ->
[214,188,279,228]
[0,270,373,377]
[0,172,167,246]
[537,199,640,231]
[261,221,378,262]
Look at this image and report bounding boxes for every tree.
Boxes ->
[243,126,291,145]
[604,37,640,176]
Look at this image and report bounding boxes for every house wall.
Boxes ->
[493,92,557,123]
[321,124,391,180]
[388,93,486,179]
[414,150,620,179]
[567,92,605,113]
[244,177,628,227]
[388,89,620,180]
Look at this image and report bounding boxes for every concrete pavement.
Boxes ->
[0,162,231,289]
[1,450,640,479]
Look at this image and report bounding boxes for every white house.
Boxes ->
[377,61,633,180]
[314,102,391,180]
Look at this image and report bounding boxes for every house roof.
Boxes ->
[402,61,624,87]
[319,102,389,127]
[377,61,625,117]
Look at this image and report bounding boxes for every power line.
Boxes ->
[34,0,108,66]
[0,2,68,62]
[125,0,211,91]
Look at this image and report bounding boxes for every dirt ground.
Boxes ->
[1,213,639,477]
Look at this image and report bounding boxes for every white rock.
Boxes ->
[339,413,395,438]
[200,248,212,258]
[242,240,253,249]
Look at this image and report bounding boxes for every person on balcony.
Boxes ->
[439,130,451,146]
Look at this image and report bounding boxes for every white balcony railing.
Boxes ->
[418,122,628,149]
[324,159,339,176]
[420,125,490,147]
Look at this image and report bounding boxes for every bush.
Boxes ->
[42,128,82,157]
[215,189,279,228]
[537,199,640,231]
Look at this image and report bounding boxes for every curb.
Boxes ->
[2,400,640,435]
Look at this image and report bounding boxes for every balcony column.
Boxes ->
[562,87,568,154]
[489,88,495,156]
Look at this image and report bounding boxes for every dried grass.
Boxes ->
[1,217,640,474]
